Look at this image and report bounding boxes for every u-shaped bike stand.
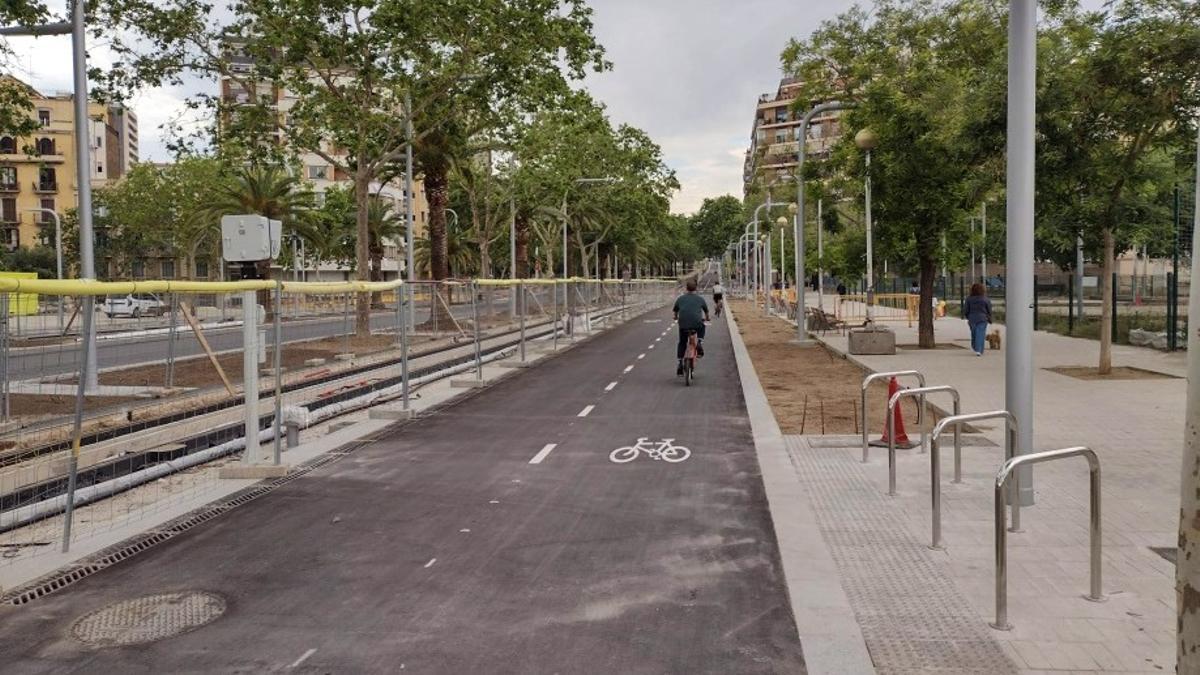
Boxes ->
[885,385,961,498]
[928,410,1019,551]
[861,370,925,463]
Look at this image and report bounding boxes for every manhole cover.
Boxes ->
[70,591,225,647]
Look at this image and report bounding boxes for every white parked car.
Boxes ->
[103,293,167,319]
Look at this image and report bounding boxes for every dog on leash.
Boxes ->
[985,329,1002,350]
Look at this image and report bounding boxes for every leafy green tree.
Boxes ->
[783,0,1007,347]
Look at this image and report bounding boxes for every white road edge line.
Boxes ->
[529,443,558,464]
[424,558,437,568]
[578,405,595,417]
[605,382,618,391]
[624,365,634,373]
[290,649,317,669]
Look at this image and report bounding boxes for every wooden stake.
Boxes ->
[180,301,235,396]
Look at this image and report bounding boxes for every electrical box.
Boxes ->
[221,215,282,263]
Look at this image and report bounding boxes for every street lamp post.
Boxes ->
[981,201,989,283]
[816,198,824,315]
[795,101,854,341]
[1005,0,1037,509]
[28,208,63,332]
[0,1,98,390]
[856,128,879,324]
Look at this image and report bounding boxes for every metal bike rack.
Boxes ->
[929,410,1018,550]
[886,385,960,498]
[861,370,925,463]
[992,446,1103,631]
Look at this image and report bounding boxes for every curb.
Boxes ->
[725,303,877,675]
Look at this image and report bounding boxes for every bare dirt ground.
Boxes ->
[1046,365,1178,381]
[731,301,929,436]
[6,393,141,418]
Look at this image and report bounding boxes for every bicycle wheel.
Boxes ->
[684,358,693,386]
[661,445,691,463]
[609,446,639,463]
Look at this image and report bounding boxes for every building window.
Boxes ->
[39,199,54,223]
[38,167,56,190]
[0,166,15,188]
[38,109,50,126]
[307,165,328,180]
[1,197,15,223]
[36,137,55,155]
[131,259,145,278]
[0,137,15,154]
[97,164,104,174]
[161,260,176,279]
[774,130,787,144]
[195,260,210,279]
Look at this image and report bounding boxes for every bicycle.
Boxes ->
[609,437,691,463]
[681,329,699,386]
[713,297,724,318]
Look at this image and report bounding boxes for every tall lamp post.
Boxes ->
[1,1,98,390]
[856,128,879,324]
[27,208,63,332]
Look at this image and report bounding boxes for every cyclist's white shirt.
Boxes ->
[713,284,725,295]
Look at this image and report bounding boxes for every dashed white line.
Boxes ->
[290,649,317,669]
[605,382,618,391]
[424,558,437,568]
[578,405,595,417]
[624,365,634,373]
[529,443,558,464]
[648,345,655,350]
[637,354,645,360]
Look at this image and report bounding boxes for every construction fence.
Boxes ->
[0,276,674,573]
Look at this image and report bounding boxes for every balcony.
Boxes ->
[0,180,19,193]
[33,181,58,193]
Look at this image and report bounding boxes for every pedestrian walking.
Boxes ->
[964,282,992,356]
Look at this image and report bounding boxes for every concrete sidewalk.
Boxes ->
[807,312,1183,672]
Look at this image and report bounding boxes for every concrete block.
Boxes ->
[218,464,290,479]
[333,353,355,362]
[368,407,416,421]
[450,378,489,388]
[328,420,357,433]
[498,359,534,368]
[304,358,327,367]
[848,326,896,355]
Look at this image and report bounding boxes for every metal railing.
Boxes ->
[992,446,1103,630]
[886,385,960,498]
[929,410,1019,550]
[861,370,925,462]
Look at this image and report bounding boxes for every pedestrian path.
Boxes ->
[803,309,1183,672]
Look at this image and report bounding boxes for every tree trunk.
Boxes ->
[514,212,530,278]
[353,170,372,337]
[1178,135,1200,670]
[422,166,454,328]
[369,246,384,309]
[1098,228,1115,374]
[425,169,450,281]
[918,250,936,349]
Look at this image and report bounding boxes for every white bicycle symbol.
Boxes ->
[609,438,691,463]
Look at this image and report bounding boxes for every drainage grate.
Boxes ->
[70,591,225,647]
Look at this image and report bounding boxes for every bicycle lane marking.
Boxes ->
[529,443,558,464]
[605,382,618,392]
[577,405,595,417]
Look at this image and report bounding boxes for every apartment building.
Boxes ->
[0,77,137,251]
[742,77,840,197]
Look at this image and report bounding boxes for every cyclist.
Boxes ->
[712,281,725,316]
[673,278,710,376]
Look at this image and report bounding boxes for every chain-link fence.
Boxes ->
[0,276,672,565]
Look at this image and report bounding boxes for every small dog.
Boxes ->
[986,330,1002,350]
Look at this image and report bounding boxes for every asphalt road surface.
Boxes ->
[0,300,806,674]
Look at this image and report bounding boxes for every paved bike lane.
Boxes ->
[0,304,806,674]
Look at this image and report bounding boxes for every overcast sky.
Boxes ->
[6,1,1107,216]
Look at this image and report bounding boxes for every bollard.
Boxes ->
[242,290,261,464]
[286,421,300,449]
[272,282,283,465]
